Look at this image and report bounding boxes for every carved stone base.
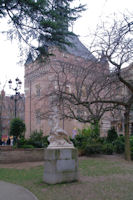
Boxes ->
[47,140,74,149]
[43,148,78,184]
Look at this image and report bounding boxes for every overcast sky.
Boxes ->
[0,0,133,94]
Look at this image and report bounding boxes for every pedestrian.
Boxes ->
[7,137,11,145]
[10,136,13,146]
[72,128,77,139]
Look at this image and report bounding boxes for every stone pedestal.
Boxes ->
[43,148,78,184]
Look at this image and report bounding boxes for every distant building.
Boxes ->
[0,90,25,136]
[108,64,133,136]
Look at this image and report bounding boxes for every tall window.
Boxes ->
[36,84,41,97]
[36,110,41,124]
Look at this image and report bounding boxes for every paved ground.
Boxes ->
[0,181,38,200]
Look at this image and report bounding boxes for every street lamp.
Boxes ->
[8,78,22,118]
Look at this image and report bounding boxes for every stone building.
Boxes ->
[24,36,105,137]
[0,90,25,137]
[108,63,133,136]
[24,38,133,138]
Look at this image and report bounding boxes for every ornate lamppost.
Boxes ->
[8,78,22,118]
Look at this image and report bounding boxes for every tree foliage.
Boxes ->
[107,127,118,143]
[10,117,26,139]
[0,0,85,56]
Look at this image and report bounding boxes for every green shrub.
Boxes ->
[81,123,100,140]
[83,143,102,156]
[29,141,43,148]
[73,123,100,149]
[114,137,125,154]
[97,137,107,144]
[72,124,102,156]
[118,135,125,143]
[28,130,49,148]
[91,122,100,139]
[130,136,133,160]
[102,143,114,155]
[17,136,27,147]
[80,126,92,136]
[107,127,118,143]
[30,130,43,141]
[72,133,90,149]
[20,144,34,149]
[10,118,26,139]
[130,146,133,160]
[130,136,133,147]
[17,130,49,148]
[42,135,49,148]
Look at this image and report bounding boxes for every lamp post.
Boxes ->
[8,78,22,118]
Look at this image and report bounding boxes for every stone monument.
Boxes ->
[43,97,78,184]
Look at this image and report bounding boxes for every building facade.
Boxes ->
[0,90,25,137]
[25,36,133,138]
[108,64,133,136]
[24,36,108,137]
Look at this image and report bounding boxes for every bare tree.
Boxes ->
[41,58,117,133]
[43,13,133,161]
[87,13,133,161]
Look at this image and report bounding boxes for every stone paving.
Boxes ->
[0,181,38,200]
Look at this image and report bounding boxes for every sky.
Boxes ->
[0,0,133,94]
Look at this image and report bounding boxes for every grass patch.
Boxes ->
[0,156,133,200]
[79,157,130,176]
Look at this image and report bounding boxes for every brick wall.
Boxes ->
[24,47,94,137]
[0,148,44,163]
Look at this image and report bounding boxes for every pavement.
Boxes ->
[0,181,38,200]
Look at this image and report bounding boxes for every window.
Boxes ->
[35,110,41,124]
[36,84,41,97]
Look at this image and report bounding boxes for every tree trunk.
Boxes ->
[124,108,131,161]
